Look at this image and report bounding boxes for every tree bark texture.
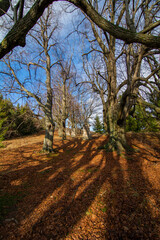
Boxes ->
[83,123,91,140]
[43,114,55,152]
[105,105,127,153]
[61,81,67,140]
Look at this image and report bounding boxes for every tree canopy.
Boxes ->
[0,0,160,59]
[0,0,159,152]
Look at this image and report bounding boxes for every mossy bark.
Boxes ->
[106,124,127,153]
[43,115,55,152]
[104,105,130,153]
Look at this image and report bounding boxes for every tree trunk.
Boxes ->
[105,106,129,153]
[61,80,67,140]
[62,119,66,140]
[107,123,127,153]
[66,128,71,136]
[83,123,91,140]
[71,128,76,137]
[103,108,108,133]
[58,126,63,138]
[58,120,66,139]
[43,115,55,152]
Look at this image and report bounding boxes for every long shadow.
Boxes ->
[1,134,159,239]
[102,133,160,239]
[0,136,108,239]
[130,133,160,162]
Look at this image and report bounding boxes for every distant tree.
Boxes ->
[126,104,147,132]
[0,7,60,152]
[93,115,103,134]
[67,96,82,137]
[0,94,42,147]
[148,90,160,120]
[14,103,42,136]
[53,57,76,140]
[126,101,160,133]
[0,95,15,146]
[79,93,96,140]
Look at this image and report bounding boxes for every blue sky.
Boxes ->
[0,1,159,128]
[0,2,102,125]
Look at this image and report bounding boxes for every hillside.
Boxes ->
[0,132,160,239]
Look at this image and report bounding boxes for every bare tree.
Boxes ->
[53,56,76,139]
[0,6,60,152]
[80,95,95,140]
[82,55,108,133]
[79,0,160,152]
[67,95,82,137]
[66,84,99,139]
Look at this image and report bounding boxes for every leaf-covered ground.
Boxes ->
[0,132,160,239]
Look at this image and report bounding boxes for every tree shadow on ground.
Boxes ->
[102,133,160,239]
[0,134,160,239]
[0,136,107,239]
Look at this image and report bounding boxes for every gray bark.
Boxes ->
[71,128,76,137]
[43,114,55,152]
[83,123,91,140]
[61,80,67,140]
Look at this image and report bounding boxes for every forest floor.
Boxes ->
[0,131,160,240]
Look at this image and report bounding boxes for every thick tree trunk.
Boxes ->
[107,123,127,153]
[58,120,66,140]
[105,106,129,153]
[58,126,63,138]
[83,123,91,140]
[71,128,76,137]
[43,115,55,152]
[102,104,128,153]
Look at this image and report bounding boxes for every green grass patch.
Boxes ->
[47,152,59,157]
[86,211,91,216]
[86,209,93,216]
[0,141,5,148]
[38,148,59,155]
[79,169,85,172]
[101,207,107,213]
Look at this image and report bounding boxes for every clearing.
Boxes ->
[0,132,160,239]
